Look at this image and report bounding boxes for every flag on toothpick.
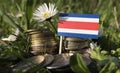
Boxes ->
[58,13,99,39]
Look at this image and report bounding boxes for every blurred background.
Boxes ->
[0,0,120,50]
[0,0,120,73]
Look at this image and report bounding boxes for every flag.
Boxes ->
[58,13,99,39]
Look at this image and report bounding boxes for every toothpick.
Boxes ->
[59,36,63,54]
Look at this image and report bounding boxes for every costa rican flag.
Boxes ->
[58,13,99,39]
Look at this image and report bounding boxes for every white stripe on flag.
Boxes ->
[58,28,98,35]
[59,17,99,23]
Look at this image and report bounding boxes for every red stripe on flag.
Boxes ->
[58,20,98,30]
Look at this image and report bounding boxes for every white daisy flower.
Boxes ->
[14,28,19,35]
[33,3,58,22]
[16,12,24,18]
[2,35,17,41]
[90,42,98,49]
[1,28,19,42]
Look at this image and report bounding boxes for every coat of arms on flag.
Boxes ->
[58,13,99,39]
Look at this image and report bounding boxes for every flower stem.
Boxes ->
[48,20,57,34]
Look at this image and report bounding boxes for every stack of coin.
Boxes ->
[64,37,89,51]
[27,29,56,55]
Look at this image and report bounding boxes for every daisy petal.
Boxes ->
[33,3,58,22]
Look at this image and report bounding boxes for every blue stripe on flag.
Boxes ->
[59,13,99,18]
[58,32,98,39]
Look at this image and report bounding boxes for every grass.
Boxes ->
[0,0,120,73]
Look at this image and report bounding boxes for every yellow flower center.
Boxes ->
[43,12,50,18]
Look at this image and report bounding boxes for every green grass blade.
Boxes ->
[25,0,37,29]
[3,12,24,32]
